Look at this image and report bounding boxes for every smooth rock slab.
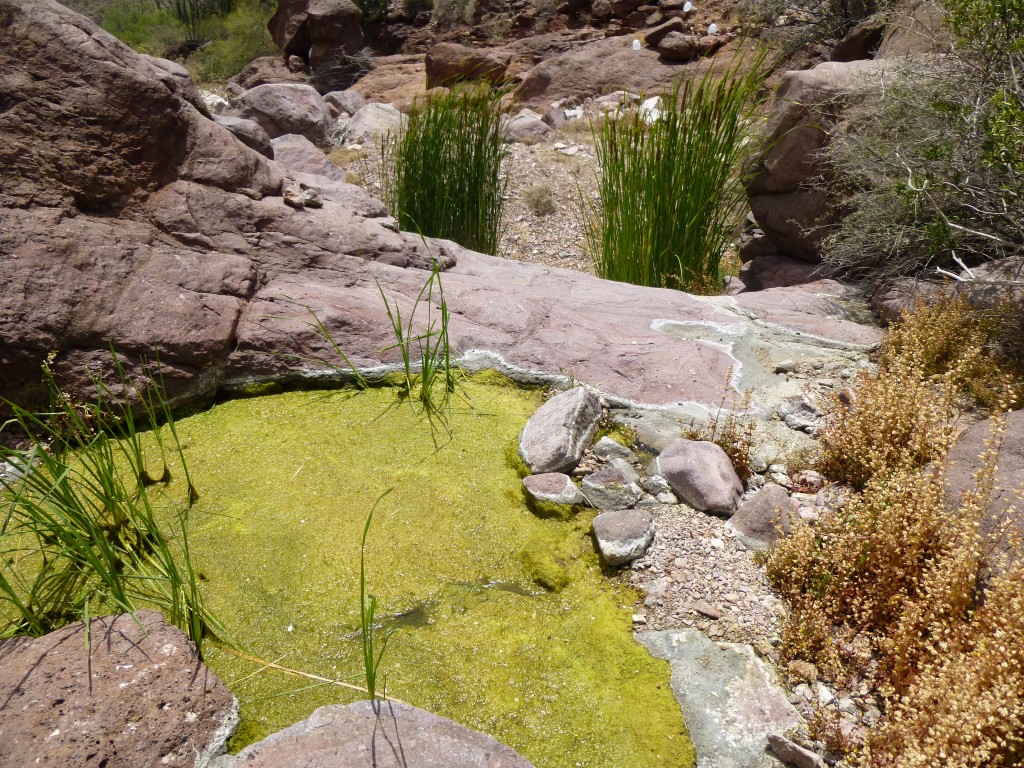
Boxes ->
[581,466,643,510]
[592,507,656,566]
[518,386,601,474]
[726,483,799,550]
[221,700,535,767]
[639,630,801,768]
[656,439,744,515]
[0,610,238,768]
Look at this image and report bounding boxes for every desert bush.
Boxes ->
[815,295,1015,488]
[684,374,757,481]
[769,410,1024,766]
[736,0,887,53]
[382,87,508,255]
[432,0,475,25]
[584,48,769,294]
[523,183,556,216]
[822,60,1024,281]
[187,0,277,82]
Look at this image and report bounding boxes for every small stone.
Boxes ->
[592,508,656,566]
[655,439,743,514]
[692,599,721,620]
[523,473,584,506]
[708,537,725,550]
[815,682,835,706]
[592,436,637,462]
[767,733,827,768]
[632,614,648,625]
[581,466,643,510]
[299,187,323,208]
[518,387,602,474]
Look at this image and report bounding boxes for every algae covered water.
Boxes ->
[170,379,694,767]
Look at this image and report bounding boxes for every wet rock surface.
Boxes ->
[0,610,237,768]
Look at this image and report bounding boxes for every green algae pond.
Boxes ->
[4,375,695,768]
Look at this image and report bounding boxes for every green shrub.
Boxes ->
[187,0,278,82]
[100,3,185,54]
[382,87,508,255]
[583,49,769,294]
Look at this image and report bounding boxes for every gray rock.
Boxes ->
[581,466,643,510]
[767,733,827,768]
[592,508,655,566]
[518,387,602,474]
[641,473,672,495]
[271,133,346,181]
[0,610,238,768]
[232,83,333,144]
[346,102,406,142]
[608,456,640,484]
[592,435,638,462]
[523,472,584,506]
[212,114,275,158]
[778,396,822,432]
[638,630,801,768]
[507,115,551,143]
[226,700,534,767]
[323,88,366,117]
[655,439,744,514]
[726,483,799,550]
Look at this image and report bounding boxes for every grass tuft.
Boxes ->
[583,49,770,294]
[382,87,508,255]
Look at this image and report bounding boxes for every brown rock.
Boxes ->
[656,31,700,61]
[225,700,534,767]
[268,0,364,69]
[738,253,824,290]
[349,53,427,106]
[643,17,686,47]
[831,16,886,61]
[656,439,744,514]
[230,55,310,90]
[231,83,334,144]
[213,114,275,158]
[876,0,948,58]
[425,42,511,89]
[0,611,237,768]
[271,134,346,181]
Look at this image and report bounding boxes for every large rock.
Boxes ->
[230,55,310,90]
[592,508,656,566]
[743,59,894,262]
[221,700,534,767]
[656,439,744,514]
[231,83,334,143]
[639,630,802,768]
[425,42,511,89]
[269,0,363,69]
[323,88,366,117]
[345,102,406,142]
[271,133,346,181]
[944,410,1024,563]
[0,610,237,767]
[518,387,602,474]
[726,483,799,550]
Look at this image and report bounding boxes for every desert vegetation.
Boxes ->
[382,87,508,255]
[584,50,770,294]
[767,296,1024,765]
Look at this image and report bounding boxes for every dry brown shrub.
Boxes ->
[815,295,1013,489]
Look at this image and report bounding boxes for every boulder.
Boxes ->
[643,17,686,47]
[639,630,802,768]
[213,114,275,158]
[738,253,823,290]
[876,0,948,58]
[346,102,406,142]
[232,83,334,143]
[349,53,427,106]
[230,55,310,90]
[655,439,743,514]
[944,410,1024,564]
[269,0,364,70]
[507,115,551,143]
[0,610,237,768]
[518,387,602,474]
[592,508,656,566]
[271,134,346,181]
[221,700,534,767]
[581,466,643,510]
[744,58,895,262]
[323,88,367,117]
[425,42,511,89]
[726,483,799,550]
[656,31,700,61]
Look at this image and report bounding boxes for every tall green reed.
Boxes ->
[584,48,770,294]
[0,354,225,657]
[359,490,395,701]
[382,87,509,255]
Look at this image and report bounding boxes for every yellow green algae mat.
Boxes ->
[169,379,694,768]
